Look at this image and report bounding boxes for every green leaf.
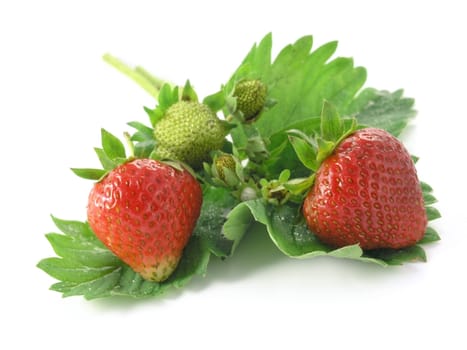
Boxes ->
[51,216,95,238]
[235,199,434,266]
[222,201,257,254]
[45,233,120,267]
[224,34,416,179]
[244,200,330,257]
[101,128,126,160]
[63,33,439,300]
[70,168,107,180]
[348,88,416,136]
[53,268,123,299]
[37,257,119,283]
[225,35,366,179]
[193,185,240,257]
[366,246,427,265]
[165,236,211,288]
[38,216,214,299]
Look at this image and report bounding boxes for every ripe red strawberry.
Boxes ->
[87,158,202,282]
[302,128,427,250]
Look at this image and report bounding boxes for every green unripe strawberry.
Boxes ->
[215,154,236,181]
[153,101,228,168]
[233,79,267,120]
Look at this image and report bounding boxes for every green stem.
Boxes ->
[102,53,170,99]
[135,66,169,91]
[123,132,135,159]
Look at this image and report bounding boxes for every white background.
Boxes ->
[1,1,465,349]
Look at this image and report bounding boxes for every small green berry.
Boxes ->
[233,80,267,120]
[153,101,227,168]
[215,154,236,181]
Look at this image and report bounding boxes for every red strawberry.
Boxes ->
[302,128,427,250]
[87,159,202,282]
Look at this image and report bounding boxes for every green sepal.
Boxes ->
[133,139,157,158]
[181,80,198,102]
[158,84,178,111]
[287,101,358,175]
[222,167,241,187]
[283,175,315,196]
[126,121,156,157]
[203,90,226,112]
[321,100,344,142]
[101,128,126,160]
[127,121,154,141]
[287,132,318,171]
[94,147,117,171]
[144,106,163,127]
[72,128,135,182]
[70,168,107,180]
[315,137,336,163]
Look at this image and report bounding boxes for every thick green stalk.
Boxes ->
[103,53,172,99]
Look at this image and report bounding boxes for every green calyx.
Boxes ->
[288,100,358,173]
[256,100,358,204]
[233,79,268,120]
[70,128,193,182]
[71,128,131,181]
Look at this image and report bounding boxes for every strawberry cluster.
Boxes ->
[38,34,440,299]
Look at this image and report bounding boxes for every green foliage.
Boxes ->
[70,128,129,181]
[38,185,240,299]
[348,88,416,136]
[224,184,439,265]
[39,33,441,300]
[215,34,416,180]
